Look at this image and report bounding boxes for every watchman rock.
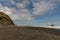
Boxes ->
[0,12,15,26]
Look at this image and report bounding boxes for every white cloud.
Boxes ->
[10,13,32,20]
[0,4,14,15]
[8,0,33,20]
[16,3,26,9]
[0,0,33,20]
[8,0,16,5]
[10,9,33,20]
[32,0,58,15]
[16,0,30,9]
[0,0,59,21]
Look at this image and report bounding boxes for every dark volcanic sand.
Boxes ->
[0,27,60,40]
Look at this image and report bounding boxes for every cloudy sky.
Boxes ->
[0,0,60,26]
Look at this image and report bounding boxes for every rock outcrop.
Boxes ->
[0,12,15,26]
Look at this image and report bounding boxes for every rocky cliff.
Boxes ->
[0,12,15,26]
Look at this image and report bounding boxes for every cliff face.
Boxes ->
[0,12,15,26]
